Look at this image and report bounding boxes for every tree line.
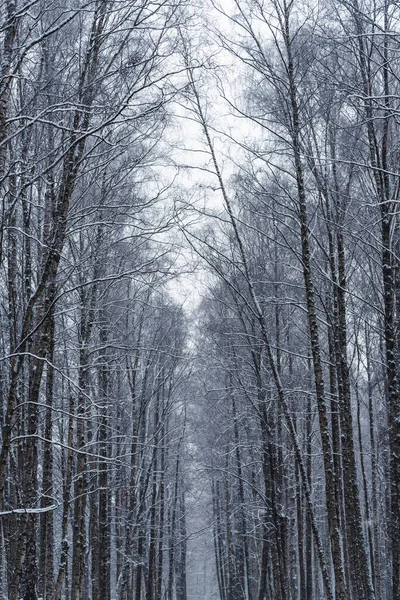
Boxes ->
[1,1,400,600]
[0,1,190,599]
[186,1,400,600]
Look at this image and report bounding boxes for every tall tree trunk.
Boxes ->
[281,4,372,595]
[38,315,55,600]
[53,394,75,600]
